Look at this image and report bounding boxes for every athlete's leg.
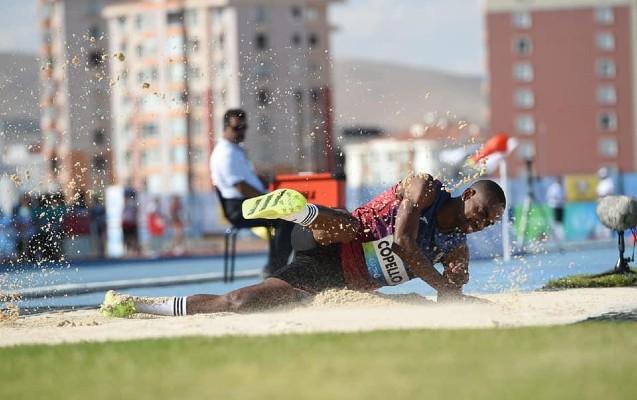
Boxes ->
[243,189,360,245]
[307,205,360,245]
[101,278,309,317]
[187,278,308,314]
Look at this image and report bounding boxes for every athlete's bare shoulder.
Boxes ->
[397,172,438,208]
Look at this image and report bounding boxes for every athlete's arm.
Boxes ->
[440,243,469,295]
[438,244,490,303]
[391,174,455,293]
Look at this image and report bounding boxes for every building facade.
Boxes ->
[38,0,117,198]
[486,0,637,176]
[343,120,483,207]
[103,0,338,195]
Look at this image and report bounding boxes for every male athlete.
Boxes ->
[101,174,505,317]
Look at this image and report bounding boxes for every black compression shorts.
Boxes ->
[272,227,347,293]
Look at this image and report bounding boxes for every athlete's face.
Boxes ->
[459,189,504,234]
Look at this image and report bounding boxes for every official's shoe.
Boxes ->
[100,290,136,318]
[242,189,307,220]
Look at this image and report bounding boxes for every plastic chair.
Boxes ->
[215,188,271,282]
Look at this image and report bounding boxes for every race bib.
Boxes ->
[361,235,409,286]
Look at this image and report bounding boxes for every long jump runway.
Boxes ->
[1,288,636,347]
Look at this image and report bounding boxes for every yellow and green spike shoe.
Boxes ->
[100,290,136,318]
[242,189,307,220]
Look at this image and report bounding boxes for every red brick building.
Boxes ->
[486,0,637,176]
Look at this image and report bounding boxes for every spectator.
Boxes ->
[12,193,35,260]
[169,196,185,256]
[147,197,166,257]
[90,193,107,258]
[596,167,615,198]
[546,177,565,245]
[596,168,616,239]
[122,188,141,256]
[210,109,294,277]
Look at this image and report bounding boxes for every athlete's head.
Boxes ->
[458,179,506,234]
[223,108,248,143]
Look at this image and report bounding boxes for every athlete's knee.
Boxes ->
[222,290,252,312]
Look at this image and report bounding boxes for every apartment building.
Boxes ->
[39,0,118,197]
[486,0,637,176]
[103,0,338,194]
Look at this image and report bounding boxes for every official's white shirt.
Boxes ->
[210,138,266,199]
[597,177,615,198]
[546,182,564,208]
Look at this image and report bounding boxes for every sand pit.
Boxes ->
[1,287,636,347]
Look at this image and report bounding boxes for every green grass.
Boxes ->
[1,324,637,400]
[545,269,637,289]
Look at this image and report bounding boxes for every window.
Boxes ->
[141,123,158,137]
[310,88,321,104]
[257,114,270,135]
[595,7,614,25]
[518,142,536,160]
[143,148,161,166]
[190,118,201,134]
[93,156,107,171]
[513,36,532,55]
[89,25,101,40]
[188,65,200,79]
[191,147,204,162]
[166,36,184,56]
[597,85,616,105]
[172,146,188,164]
[87,0,101,15]
[291,6,302,19]
[94,128,106,145]
[171,118,187,137]
[596,59,616,78]
[255,33,268,50]
[135,14,144,30]
[185,9,198,26]
[599,138,618,157]
[599,112,617,131]
[167,10,184,25]
[169,92,187,109]
[256,62,272,78]
[513,62,533,82]
[514,88,534,109]
[512,11,532,29]
[291,33,302,47]
[187,38,199,53]
[256,6,267,23]
[305,7,319,21]
[308,33,319,48]
[88,51,104,66]
[169,63,185,82]
[147,174,162,193]
[191,93,202,106]
[596,32,614,51]
[136,44,143,57]
[172,174,188,193]
[515,115,535,134]
[257,88,272,107]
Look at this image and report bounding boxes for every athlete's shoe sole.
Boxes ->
[100,290,136,318]
[242,189,307,220]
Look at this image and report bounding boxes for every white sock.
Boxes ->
[281,203,319,226]
[133,296,188,316]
